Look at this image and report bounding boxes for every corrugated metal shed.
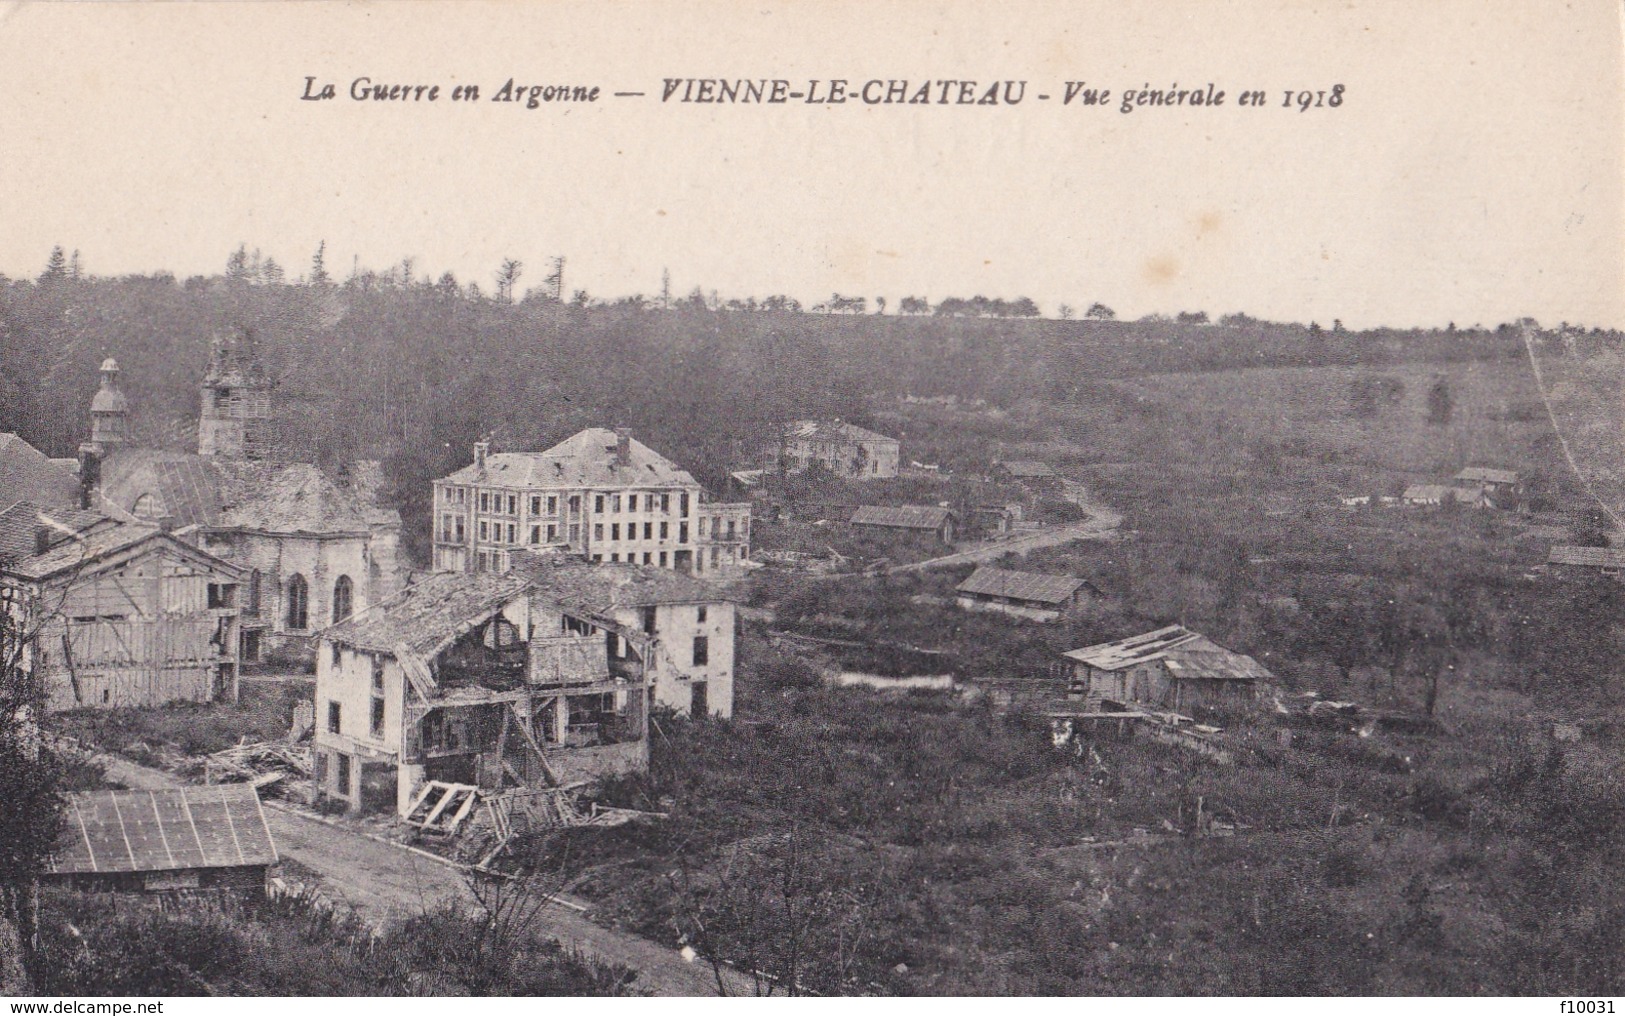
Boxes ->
[850,505,953,530]
[49,785,277,874]
[1547,545,1625,568]
[957,566,1086,604]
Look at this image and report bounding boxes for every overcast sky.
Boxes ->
[1,0,1620,328]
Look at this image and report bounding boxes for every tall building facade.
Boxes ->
[431,428,751,577]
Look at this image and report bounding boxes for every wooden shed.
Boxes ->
[44,785,278,897]
[1062,624,1268,712]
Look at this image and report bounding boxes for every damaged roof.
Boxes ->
[957,566,1089,604]
[3,518,241,583]
[323,556,729,659]
[1064,624,1271,682]
[439,428,699,490]
[49,785,277,875]
[785,420,897,445]
[99,451,392,534]
[850,505,954,529]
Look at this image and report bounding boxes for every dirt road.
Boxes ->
[889,479,1121,574]
[95,753,751,996]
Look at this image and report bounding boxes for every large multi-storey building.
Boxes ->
[430,428,751,577]
[772,420,900,480]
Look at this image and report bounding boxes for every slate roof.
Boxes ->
[1547,545,1625,568]
[1064,624,1271,682]
[957,566,1088,604]
[850,505,954,530]
[0,501,113,564]
[1455,467,1519,485]
[997,460,1057,478]
[786,420,898,446]
[49,785,277,875]
[439,429,699,490]
[0,433,80,508]
[323,556,727,661]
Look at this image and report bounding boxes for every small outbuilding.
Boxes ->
[955,566,1093,622]
[44,785,278,898]
[1546,544,1625,578]
[849,505,957,544]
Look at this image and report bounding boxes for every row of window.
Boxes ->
[282,573,353,631]
[592,520,685,544]
[592,491,688,516]
[441,484,700,521]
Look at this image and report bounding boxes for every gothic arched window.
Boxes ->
[332,575,354,624]
[285,574,309,631]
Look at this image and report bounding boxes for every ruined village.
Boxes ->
[0,259,1620,998]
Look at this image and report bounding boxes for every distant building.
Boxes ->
[1546,544,1625,578]
[993,460,1060,489]
[1401,484,1492,509]
[774,420,900,480]
[1454,467,1521,506]
[1061,624,1268,712]
[849,504,957,543]
[0,508,243,711]
[79,340,403,665]
[45,786,277,898]
[313,557,734,816]
[955,566,1093,622]
[430,429,750,578]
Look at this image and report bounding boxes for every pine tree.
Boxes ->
[38,246,67,285]
[67,250,82,280]
[310,240,331,286]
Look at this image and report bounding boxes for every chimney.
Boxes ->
[77,443,102,510]
[614,428,631,467]
[473,441,489,469]
[34,526,51,557]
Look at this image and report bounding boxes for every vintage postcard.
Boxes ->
[0,0,1621,1001]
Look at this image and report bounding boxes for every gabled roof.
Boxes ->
[1455,467,1519,485]
[323,556,728,663]
[997,460,1057,478]
[1547,545,1625,568]
[0,433,80,508]
[438,428,699,490]
[850,505,953,529]
[1064,624,1271,681]
[322,567,539,657]
[957,566,1088,604]
[785,420,897,445]
[49,785,277,875]
[0,501,114,564]
[2,518,241,583]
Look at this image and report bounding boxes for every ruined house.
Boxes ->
[773,420,900,480]
[0,508,243,711]
[1062,624,1268,713]
[44,785,278,898]
[955,566,1094,622]
[430,429,751,578]
[1453,467,1522,507]
[79,346,403,664]
[312,556,735,816]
